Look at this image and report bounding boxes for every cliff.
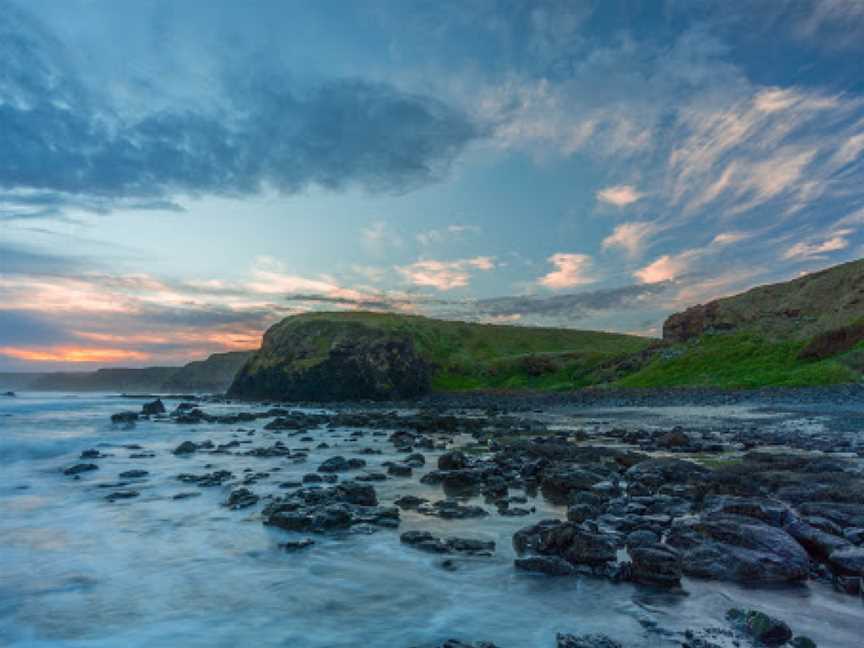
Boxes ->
[227,311,651,401]
[663,259,864,343]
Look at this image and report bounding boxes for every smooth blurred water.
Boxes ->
[0,394,861,647]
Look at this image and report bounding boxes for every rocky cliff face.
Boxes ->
[663,259,864,343]
[228,317,431,401]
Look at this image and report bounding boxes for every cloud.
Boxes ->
[596,185,643,207]
[0,1,480,216]
[469,282,672,319]
[538,253,594,289]
[416,224,481,246]
[634,251,697,284]
[397,256,496,290]
[602,221,657,257]
[710,231,749,246]
[783,231,851,259]
[362,221,404,254]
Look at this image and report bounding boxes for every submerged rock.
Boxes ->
[726,609,792,646]
[110,411,138,424]
[556,634,623,648]
[224,488,260,510]
[64,463,98,476]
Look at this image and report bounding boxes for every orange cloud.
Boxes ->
[0,346,150,363]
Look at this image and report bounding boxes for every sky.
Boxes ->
[2,0,864,371]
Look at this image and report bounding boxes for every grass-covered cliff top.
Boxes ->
[241,311,654,392]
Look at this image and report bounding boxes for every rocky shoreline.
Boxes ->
[53,392,864,646]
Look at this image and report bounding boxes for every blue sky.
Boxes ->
[2,0,864,369]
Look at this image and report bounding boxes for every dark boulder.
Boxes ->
[513,520,616,566]
[667,514,809,582]
[141,399,166,416]
[628,543,682,586]
[438,450,467,470]
[827,546,864,576]
[173,441,198,455]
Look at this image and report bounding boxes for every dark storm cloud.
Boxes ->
[0,1,481,209]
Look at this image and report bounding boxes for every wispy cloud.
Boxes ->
[783,230,851,259]
[596,185,643,207]
[397,257,496,291]
[416,224,481,246]
[602,221,657,257]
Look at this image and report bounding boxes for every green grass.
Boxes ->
[272,311,652,391]
[615,333,859,389]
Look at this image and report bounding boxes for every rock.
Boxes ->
[657,427,690,448]
[105,490,139,501]
[64,463,98,476]
[628,543,682,586]
[667,514,809,583]
[789,637,817,648]
[141,399,166,416]
[513,520,616,567]
[263,484,394,533]
[173,441,198,455]
[400,531,494,556]
[438,450,467,470]
[80,449,106,459]
[224,488,260,510]
[784,518,850,560]
[726,609,792,647]
[417,500,488,520]
[703,496,792,527]
[566,504,596,524]
[172,492,200,500]
[541,467,608,497]
[110,411,138,424]
[387,462,413,477]
[827,546,864,576]
[279,539,315,551]
[625,458,709,494]
[318,456,366,472]
[437,641,499,648]
[394,495,427,510]
[844,527,864,545]
[556,634,623,648]
[514,556,577,576]
[625,529,659,548]
[118,470,148,479]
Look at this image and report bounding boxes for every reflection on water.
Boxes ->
[0,394,861,647]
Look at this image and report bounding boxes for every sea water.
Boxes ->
[1,394,861,647]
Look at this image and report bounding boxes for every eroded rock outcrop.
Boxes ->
[228,314,431,401]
